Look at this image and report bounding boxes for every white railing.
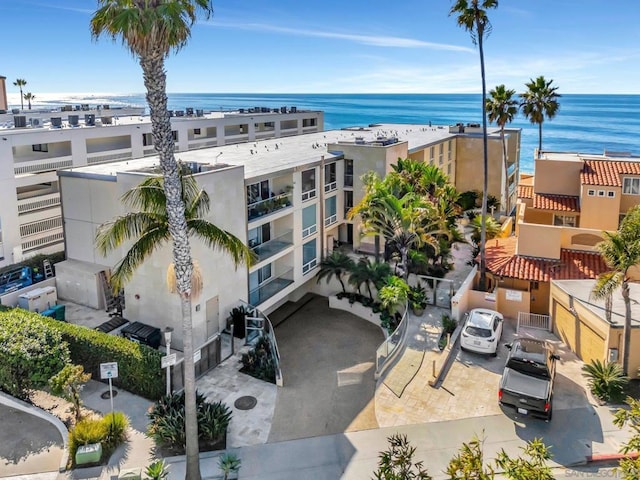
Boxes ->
[86,148,133,165]
[14,156,73,175]
[302,189,316,202]
[324,181,337,193]
[188,139,218,149]
[375,300,409,379]
[20,216,63,237]
[517,312,552,333]
[17,193,61,214]
[302,258,317,274]
[302,224,317,238]
[21,230,64,252]
[324,214,337,227]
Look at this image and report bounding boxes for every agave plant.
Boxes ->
[582,359,628,402]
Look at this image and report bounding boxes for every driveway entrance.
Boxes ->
[267,295,384,442]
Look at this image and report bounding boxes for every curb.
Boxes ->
[586,451,639,463]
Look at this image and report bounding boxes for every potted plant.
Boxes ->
[229,306,247,339]
[408,283,428,316]
[218,452,241,480]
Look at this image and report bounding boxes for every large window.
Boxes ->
[302,239,317,274]
[344,191,353,217]
[302,204,317,238]
[324,163,337,192]
[142,133,153,147]
[325,196,337,226]
[248,223,270,248]
[554,214,576,227]
[249,264,272,290]
[301,169,316,201]
[623,177,640,195]
[344,159,353,187]
[247,180,270,205]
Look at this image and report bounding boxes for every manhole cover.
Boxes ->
[101,390,118,399]
[234,396,257,410]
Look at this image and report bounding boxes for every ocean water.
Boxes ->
[32,93,640,173]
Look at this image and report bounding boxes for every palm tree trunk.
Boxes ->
[19,88,24,110]
[622,281,631,376]
[500,127,509,215]
[367,282,374,301]
[140,53,201,480]
[478,33,489,291]
[338,274,346,294]
[401,247,409,281]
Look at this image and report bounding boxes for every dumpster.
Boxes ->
[75,442,102,465]
[121,321,162,349]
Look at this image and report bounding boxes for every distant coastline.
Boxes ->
[7,93,639,173]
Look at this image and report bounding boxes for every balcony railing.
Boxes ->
[21,229,64,253]
[20,216,63,238]
[247,192,293,221]
[14,156,73,175]
[86,148,132,165]
[17,192,61,214]
[251,230,294,262]
[249,268,294,306]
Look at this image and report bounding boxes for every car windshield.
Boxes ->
[507,358,550,378]
[465,326,492,338]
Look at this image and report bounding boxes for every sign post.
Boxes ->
[100,362,119,415]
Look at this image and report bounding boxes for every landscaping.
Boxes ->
[240,335,277,384]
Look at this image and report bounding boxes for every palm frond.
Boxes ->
[187,219,254,268]
[591,271,624,301]
[96,212,167,255]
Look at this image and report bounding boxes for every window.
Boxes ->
[607,191,616,198]
[248,223,270,248]
[344,159,353,187]
[623,177,640,195]
[247,180,270,205]
[249,264,272,289]
[142,133,153,147]
[324,163,337,192]
[587,189,595,196]
[172,131,178,141]
[344,191,353,217]
[32,144,48,152]
[302,205,317,238]
[553,214,576,227]
[430,146,434,162]
[301,169,316,201]
[598,190,605,197]
[325,196,337,226]
[447,140,452,161]
[302,239,317,274]
[447,163,452,175]
[193,128,201,135]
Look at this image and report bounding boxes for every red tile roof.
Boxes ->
[532,193,580,212]
[518,185,533,199]
[581,160,640,187]
[485,243,609,282]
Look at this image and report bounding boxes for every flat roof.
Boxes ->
[58,123,503,181]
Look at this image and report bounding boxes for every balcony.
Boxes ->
[14,156,73,176]
[249,268,294,306]
[17,192,61,214]
[87,148,133,165]
[251,230,293,263]
[247,192,293,222]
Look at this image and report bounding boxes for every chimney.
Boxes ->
[0,75,7,111]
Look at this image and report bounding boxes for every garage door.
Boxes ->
[553,301,606,364]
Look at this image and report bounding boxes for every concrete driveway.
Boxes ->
[268,295,385,443]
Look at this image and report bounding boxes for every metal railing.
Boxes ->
[375,300,409,379]
[20,216,63,237]
[517,312,552,333]
[251,230,294,262]
[247,192,293,221]
[17,193,61,214]
[240,300,283,387]
[86,148,132,165]
[248,267,294,306]
[14,156,73,175]
[170,334,222,392]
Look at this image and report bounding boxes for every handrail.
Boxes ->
[375,299,409,379]
[240,300,283,387]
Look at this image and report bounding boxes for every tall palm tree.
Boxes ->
[23,92,35,110]
[450,0,498,291]
[486,84,518,214]
[591,206,640,376]
[91,3,214,477]
[13,78,26,110]
[520,76,561,155]
[316,250,354,294]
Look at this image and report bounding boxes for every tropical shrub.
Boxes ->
[102,411,129,451]
[582,359,628,402]
[0,309,70,399]
[374,433,432,480]
[49,364,92,423]
[379,276,410,314]
[457,190,480,211]
[240,336,276,383]
[438,315,458,351]
[69,417,107,465]
[408,283,428,313]
[146,459,169,480]
[147,391,232,454]
[218,452,241,480]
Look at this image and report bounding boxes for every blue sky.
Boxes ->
[2,0,640,95]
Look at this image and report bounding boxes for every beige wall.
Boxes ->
[0,76,7,111]
[517,222,562,259]
[454,135,503,200]
[620,192,640,217]
[523,208,554,225]
[580,185,621,230]
[534,157,582,195]
[496,287,530,318]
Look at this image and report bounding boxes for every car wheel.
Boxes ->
[490,350,498,358]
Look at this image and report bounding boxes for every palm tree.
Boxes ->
[591,206,640,376]
[23,92,35,110]
[13,78,26,110]
[316,250,354,294]
[91,3,214,477]
[450,0,498,291]
[520,76,561,155]
[486,84,518,214]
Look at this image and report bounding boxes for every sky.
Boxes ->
[1,0,640,96]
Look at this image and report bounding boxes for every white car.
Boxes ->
[460,308,504,356]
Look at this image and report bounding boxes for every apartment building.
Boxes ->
[0,107,323,267]
[57,122,521,349]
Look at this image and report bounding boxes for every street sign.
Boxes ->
[100,362,119,380]
[161,353,177,368]
[193,349,201,363]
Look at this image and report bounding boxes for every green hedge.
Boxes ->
[40,316,165,400]
[0,251,66,276]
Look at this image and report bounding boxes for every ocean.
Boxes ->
[27,93,640,173]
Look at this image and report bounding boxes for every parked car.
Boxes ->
[499,338,559,421]
[460,308,504,356]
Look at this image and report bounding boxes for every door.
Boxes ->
[205,296,219,339]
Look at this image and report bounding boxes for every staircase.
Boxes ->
[98,270,124,316]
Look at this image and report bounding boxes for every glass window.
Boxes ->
[302,239,317,274]
[344,190,353,217]
[344,160,353,187]
[325,196,337,226]
[607,191,615,198]
[553,215,576,227]
[248,223,270,248]
[142,133,153,146]
[324,163,337,192]
[247,180,270,204]
[623,177,640,195]
[302,204,317,238]
[302,169,316,201]
[430,146,434,161]
[587,189,595,196]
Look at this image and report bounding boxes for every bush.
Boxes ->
[68,412,128,468]
[147,391,231,454]
[0,309,70,399]
[102,411,129,451]
[241,336,276,384]
[0,251,66,277]
[458,190,480,211]
[438,315,457,351]
[582,360,628,403]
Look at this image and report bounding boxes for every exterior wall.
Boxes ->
[454,134,504,201]
[620,191,640,216]
[517,222,562,259]
[496,287,530,318]
[523,208,554,225]
[579,185,621,230]
[534,157,582,195]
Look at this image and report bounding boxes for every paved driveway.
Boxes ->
[268,295,385,442]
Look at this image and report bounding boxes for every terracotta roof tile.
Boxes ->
[532,193,580,212]
[485,245,609,282]
[484,237,518,273]
[581,160,640,187]
[518,185,533,199]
